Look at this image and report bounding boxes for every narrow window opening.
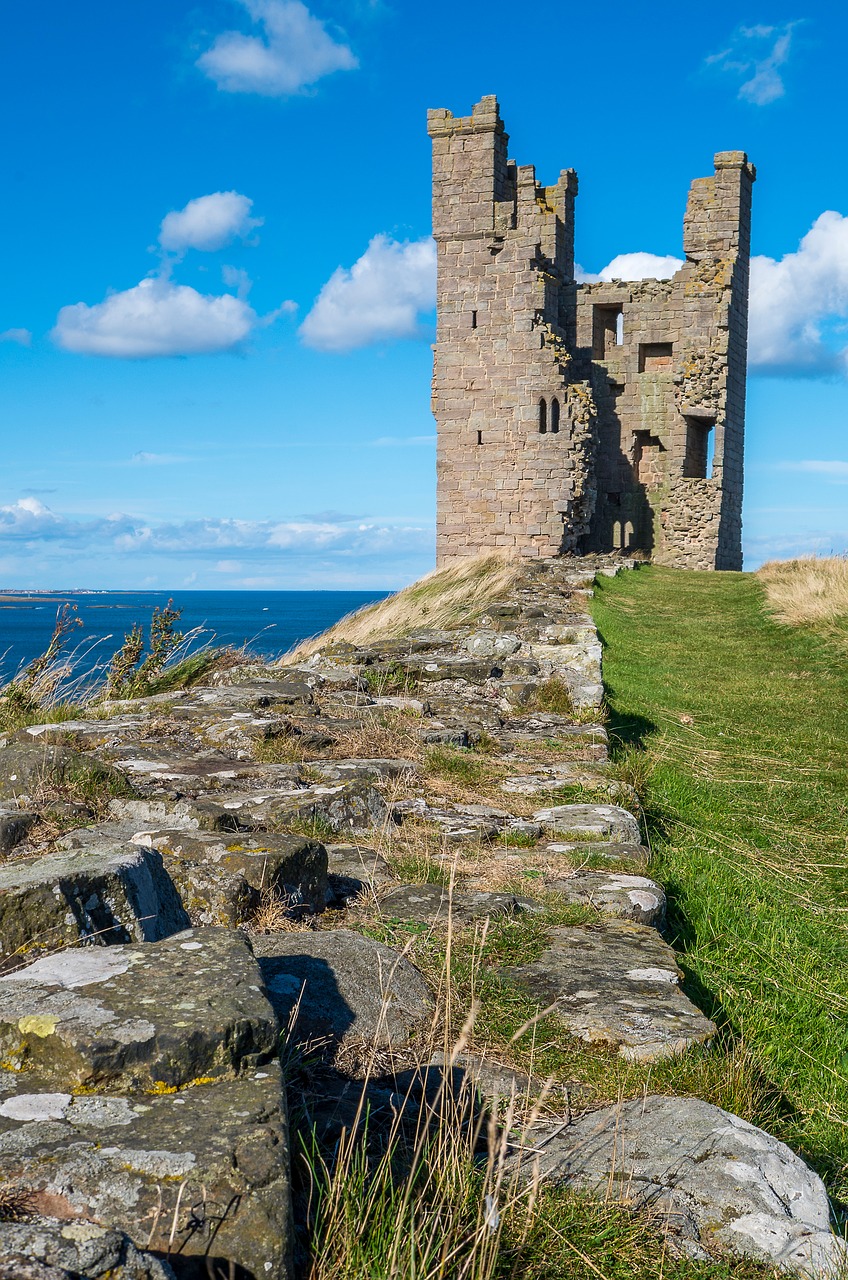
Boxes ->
[592,305,624,358]
[476,430,483,446]
[538,398,547,434]
[683,416,715,478]
[550,397,560,433]
[607,492,622,507]
[633,429,666,485]
[638,342,674,372]
[471,309,478,329]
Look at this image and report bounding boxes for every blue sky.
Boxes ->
[1,0,846,589]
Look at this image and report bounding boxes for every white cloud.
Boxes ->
[300,234,436,352]
[159,192,262,254]
[0,498,432,559]
[0,328,32,347]
[706,23,798,106]
[575,252,684,283]
[198,0,357,97]
[0,497,63,536]
[748,212,848,375]
[777,460,848,482]
[52,277,259,358]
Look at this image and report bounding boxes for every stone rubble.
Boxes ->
[0,556,840,1278]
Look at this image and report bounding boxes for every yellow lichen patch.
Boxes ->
[147,1075,216,1095]
[18,1015,57,1038]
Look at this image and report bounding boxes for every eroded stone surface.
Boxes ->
[130,828,328,924]
[253,929,434,1049]
[376,883,538,925]
[546,872,666,927]
[533,803,641,844]
[0,1065,290,1280]
[0,927,276,1089]
[507,922,715,1060]
[0,842,190,967]
[0,1218,175,1280]
[508,1095,846,1278]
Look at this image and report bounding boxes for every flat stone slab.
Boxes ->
[253,928,434,1049]
[507,922,715,1061]
[533,804,641,844]
[131,828,328,923]
[0,1064,290,1280]
[0,927,277,1089]
[391,797,539,843]
[508,1095,847,1277]
[0,843,189,968]
[546,872,666,927]
[376,883,538,925]
[544,840,649,867]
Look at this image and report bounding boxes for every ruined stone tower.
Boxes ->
[428,96,755,570]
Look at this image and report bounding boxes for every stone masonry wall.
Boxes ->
[428,97,599,562]
[429,97,755,571]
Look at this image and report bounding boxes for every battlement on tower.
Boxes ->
[429,96,755,570]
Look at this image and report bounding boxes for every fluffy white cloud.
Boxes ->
[706,23,798,106]
[576,252,684,283]
[748,212,848,375]
[52,278,259,358]
[0,497,431,559]
[0,497,62,536]
[198,0,357,97]
[300,235,436,352]
[159,191,262,254]
[778,460,848,481]
[0,328,32,346]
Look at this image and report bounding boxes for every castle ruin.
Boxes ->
[428,96,755,570]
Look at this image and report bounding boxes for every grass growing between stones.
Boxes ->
[591,565,848,1199]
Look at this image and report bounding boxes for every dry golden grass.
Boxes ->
[756,555,848,626]
[285,553,522,662]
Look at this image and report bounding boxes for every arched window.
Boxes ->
[538,398,547,433]
[551,397,560,433]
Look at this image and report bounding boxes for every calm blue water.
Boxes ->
[0,590,389,686]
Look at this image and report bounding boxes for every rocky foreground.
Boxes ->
[0,559,843,1280]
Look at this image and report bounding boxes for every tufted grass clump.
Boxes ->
[757,554,848,632]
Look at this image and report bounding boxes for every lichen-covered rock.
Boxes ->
[376,883,538,925]
[533,803,641,843]
[0,927,276,1089]
[507,922,715,1060]
[546,871,666,927]
[0,1219,175,1280]
[253,929,434,1049]
[0,1066,290,1280]
[0,843,190,968]
[131,828,328,923]
[508,1095,847,1278]
[0,743,129,806]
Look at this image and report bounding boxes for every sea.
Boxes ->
[0,590,389,688]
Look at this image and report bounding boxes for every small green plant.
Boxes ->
[424,745,492,786]
[0,603,83,728]
[361,663,419,696]
[531,677,574,716]
[105,600,185,699]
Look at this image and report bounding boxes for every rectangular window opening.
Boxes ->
[592,305,624,359]
[683,416,715,478]
[633,429,666,485]
[638,342,674,372]
[476,430,483,446]
[471,309,478,329]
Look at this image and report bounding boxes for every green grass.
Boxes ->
[591,565,848,1198]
